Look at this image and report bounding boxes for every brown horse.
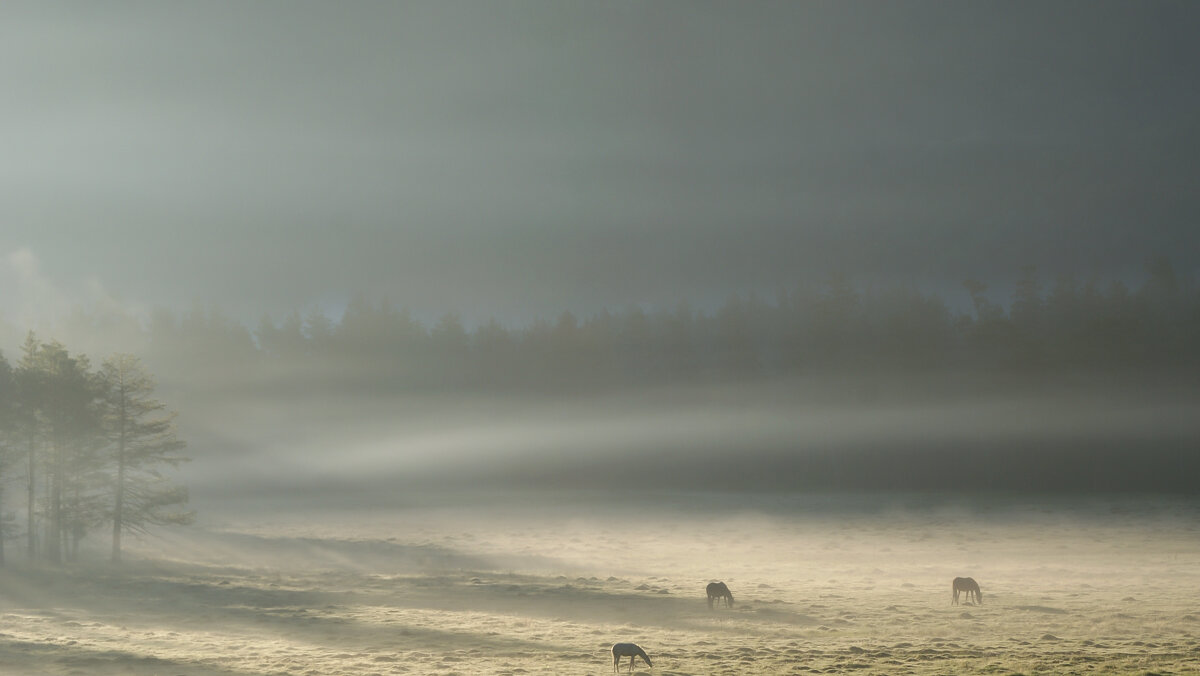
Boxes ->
[706,581,734,609]
[952,576,982,605]
[611,642,652,673]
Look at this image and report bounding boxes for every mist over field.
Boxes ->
[172,378,1200,509]
[2,1,1200,674]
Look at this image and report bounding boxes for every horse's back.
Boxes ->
[612,642,639,656]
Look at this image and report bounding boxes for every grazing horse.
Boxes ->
[706,581,734,609]
[952,576,982,605]
[611,642,652,673]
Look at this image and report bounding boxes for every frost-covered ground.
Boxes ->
[1,493,1198,675]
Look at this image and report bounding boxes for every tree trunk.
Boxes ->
[47,440,62,565]
[112,386,128,564]
[0,480,6,567]
[26,438,35,563]
[112,459,124,563]
[68,484,81,563]
[70,522,80,563]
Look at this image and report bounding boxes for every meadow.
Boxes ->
[1,493,1198,675]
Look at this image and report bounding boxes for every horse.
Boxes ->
[611,642,652,673]
[952,576,982,605]
[706,581,734,609]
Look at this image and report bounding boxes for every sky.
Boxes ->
[2,1,1198,329]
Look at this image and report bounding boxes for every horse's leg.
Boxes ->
[629,655,635,673]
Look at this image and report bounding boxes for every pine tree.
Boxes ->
[0,351,15,566]
[15,332,43,562]
[98,354,191,563]
[30,340,99,564]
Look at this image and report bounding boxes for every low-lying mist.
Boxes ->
[177,375,1200,517]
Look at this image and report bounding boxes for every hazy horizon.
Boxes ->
[2,1,1198,331]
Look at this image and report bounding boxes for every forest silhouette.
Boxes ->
[100,260,1199,397]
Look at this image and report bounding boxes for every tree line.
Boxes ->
[114,261,1197,395]
[0,335,190,566]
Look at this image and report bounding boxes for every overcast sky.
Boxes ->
[2,1,1197,328]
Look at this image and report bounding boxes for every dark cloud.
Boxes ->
[1,1,1197,325]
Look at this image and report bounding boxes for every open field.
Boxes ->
[1,493,1198,675]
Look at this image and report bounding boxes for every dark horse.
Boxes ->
[952,576,982,605]
[611,643,652,673]
[706,581,734,609]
